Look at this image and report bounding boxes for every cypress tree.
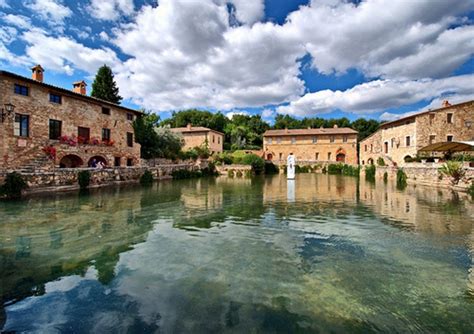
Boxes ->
[91,65,122,104]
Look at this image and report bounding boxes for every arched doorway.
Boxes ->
[404,155,412,163]
[367,158,374,165]
[88,156,107,167]
[59,155,83,168]
[336,153,346,163]
[266,153,273,160]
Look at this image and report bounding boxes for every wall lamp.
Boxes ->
[1,103,15,123]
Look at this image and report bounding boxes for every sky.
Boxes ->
[0,0,473,123]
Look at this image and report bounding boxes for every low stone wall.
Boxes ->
[361,165,474,192]
[216,164,253,177]
[0,163,200,195]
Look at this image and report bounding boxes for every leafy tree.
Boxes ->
[91,65,122,104]
[351,118,381,142]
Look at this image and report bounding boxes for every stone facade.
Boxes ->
[0,68,142,171]
[263,126,358,165]
[170,124,224,154]
[360,100,474,166]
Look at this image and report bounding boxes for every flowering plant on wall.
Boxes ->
[102,139,115,146]
[42,145,57,160]
[91,137,101,145]
[59,135,78,146]
[77,136,88,145]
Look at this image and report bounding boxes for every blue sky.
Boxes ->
[0,0,473,123]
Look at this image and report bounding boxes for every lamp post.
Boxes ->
[1,103,15,123]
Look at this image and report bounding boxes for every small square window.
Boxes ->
[312,136,317,143]
[447,135,453,142]
[267,138,272,144]
[49,93,62,104]
[330,136,335,143]
[429,135,436,144]
[126,113,134,121]
[102,107,111,115]
[343,136,348,143]
[291,137,296,144]
[14,84,28,96]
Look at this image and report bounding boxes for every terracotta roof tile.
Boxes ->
[263,127,357,136]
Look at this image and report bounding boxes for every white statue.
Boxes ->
[287,153,296,180]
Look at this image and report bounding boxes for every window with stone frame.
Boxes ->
[330,135,335,143]
[447,135,453,142]
[312,136,317,143]
[343,135,348,143]
[328,152,332,160]
[127,132,134,147]
[429,135,436,144]
[102,107,111,115]
[406,136,411,147]
[126,113,134,121]
[447,113,453,124]
[14,84,28,96]
[49,93,62,104]
[102,128,111,141]
[49,119,62,140]
[78,127,90,143]
[14,114,29,137]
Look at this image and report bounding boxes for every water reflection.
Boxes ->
[0,175,473,332]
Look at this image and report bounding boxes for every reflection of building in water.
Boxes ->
[0,187,154,324]
[180,179,223,211]
[359,181,473,234]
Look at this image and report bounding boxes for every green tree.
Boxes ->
[91,65,122,104]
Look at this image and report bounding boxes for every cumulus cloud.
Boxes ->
[276,74,474,116]
[21,29,119,75]
[2,14,32,30]
[88,0,135,21]
[24,0,72,27]
[226,0,265,25]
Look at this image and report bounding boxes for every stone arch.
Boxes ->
[367,158,374,165]
[336,153,346,163]
[88,155,107,167]
[266,153,273,160]
[59,154,83,168]
[404,155,412,163]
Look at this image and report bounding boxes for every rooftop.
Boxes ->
[170,125,224,135]
[0,70,142,115]
[263,127,358,136]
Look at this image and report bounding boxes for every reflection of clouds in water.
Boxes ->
[45,266,98,293]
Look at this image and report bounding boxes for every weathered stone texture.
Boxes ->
[360,101,474,166]
[0,72,141,171]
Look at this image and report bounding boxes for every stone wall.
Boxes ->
[0,163,200,195]
[360,164,474,192]
[215,164,252,177]
[0,72,141,170]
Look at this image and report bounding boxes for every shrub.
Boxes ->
[383,172,388,183]
[468,182,474,198]
[241,154,265,175]
[264,162,279,174]
[0,172,28,199]
[365,165,376,182]
[377,157,385,166]
[214,152,233,165]
[78,170,91,189]
[342,164,360,177]
[299,165,311,173]
[227,169,234,177]
[396,169,407,190]
[438,161,466,185]
[322,166,327,174]
[328,163,343,174]
[140,170,153,186]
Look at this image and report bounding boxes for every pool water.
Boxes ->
[1,174,473,333]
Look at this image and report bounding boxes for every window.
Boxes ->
[391,138,395,148]
[370,144,373,152]
[267,138,272,144]
[312,136,317,143]
[315,152,319,160]
[447,113,453,124]
[330,135,335,143]
[218,136,220,144]
[102,128,111,141]
[447,135,453,142]
[429,114,435,125]
[291,137,296,144]
[279,153,283,160]
[126,113,134,121]
[212,135,215,143]
[406,136,411,147]
[114,157,121,167]
[343,136,348,143]
[49,93,62,104]
[277,137,282,144]
[127,132,134,147]
[384,142,388,153]
[364,145,367,152]
[78,127,90,143]
[14,84,28,96]
[102,107,111,115]
[429,135,436,144]
[127,158,133,166]
[14,114,29,137]
[328,152,332,160]
[49,119,62,140]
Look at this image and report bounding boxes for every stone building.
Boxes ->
[360,100,474,166]
[170,124,224,154]
[263,126,358,165]
[0,66,142,170]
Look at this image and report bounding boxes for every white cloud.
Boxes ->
[276,74,474,116]
[2,14,32,30]
[226,0,265,25]
[24,0,72,27]
[21,29,120,75]
[99,31,110,41]
[226,110,249,119]
[88,0,135,21]
[0,26,17,44]
[0,0,8,8]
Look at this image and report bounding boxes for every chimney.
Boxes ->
[187,123,192,130]
[31,64,44,82]
[442,100,451,108]
[333,124,338,128]
[73,81,87,95]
